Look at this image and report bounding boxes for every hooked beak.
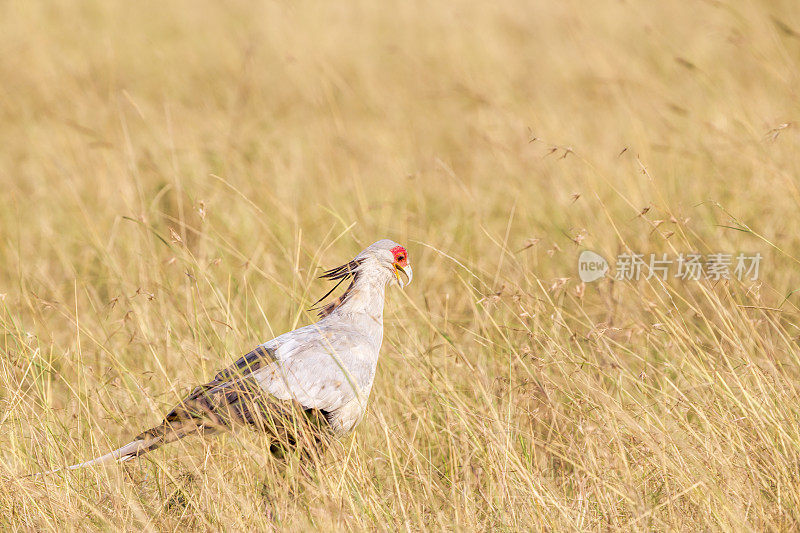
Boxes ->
[395,264,413,288]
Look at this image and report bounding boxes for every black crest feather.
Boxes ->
[311,259,363,317]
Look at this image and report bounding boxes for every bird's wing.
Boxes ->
[248,323,374,415]
[131,333,337,449]
[196,322,371,415]
[211,344,279,384]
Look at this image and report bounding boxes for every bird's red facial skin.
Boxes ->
[391,246,409,267]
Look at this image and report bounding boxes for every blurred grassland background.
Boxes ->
[1,0,800,530]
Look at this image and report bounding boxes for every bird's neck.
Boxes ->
[330,268,388,340]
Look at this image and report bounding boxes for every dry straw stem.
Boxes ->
[1,0,800,530]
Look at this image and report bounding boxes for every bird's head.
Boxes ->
[356,239,413,288]
[313,239,412,318]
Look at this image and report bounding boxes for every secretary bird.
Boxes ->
[41,239,412,473]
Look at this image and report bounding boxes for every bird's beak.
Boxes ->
[395,264,412,288]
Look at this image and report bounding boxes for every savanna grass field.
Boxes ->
[1,1,800,530]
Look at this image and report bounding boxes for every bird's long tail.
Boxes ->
[27,439,147,478]
[30,374,270,477]
[30,420,192,477]
[63,439,149,470]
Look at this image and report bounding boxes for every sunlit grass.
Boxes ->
[1,0,800,529]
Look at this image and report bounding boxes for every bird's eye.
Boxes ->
[397,255,405,262]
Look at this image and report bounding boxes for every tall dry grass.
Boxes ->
[1,0,800,529]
